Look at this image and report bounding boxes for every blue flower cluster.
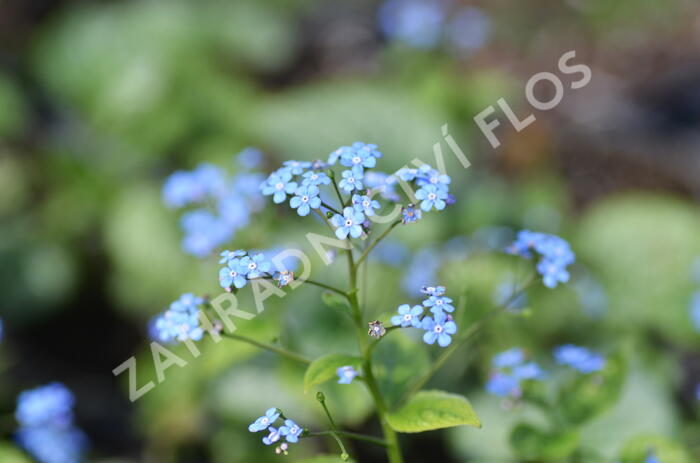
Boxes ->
[218,249,275,290]
[259,142,453,235]
[162,150,265,257]
[249,407,304,455]
[391,285,457,347]
[154,293,205,343]
[337,366,360,384]
[553,344,606,374]
[485,348,545,399]
[506,230,575,288]
[15,383,87,463]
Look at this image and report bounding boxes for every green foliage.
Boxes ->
[0,443,31,463]
[558,352,627,426]
[509,423,579,461]
[618,434,693,463]
[386,390,480,433]
[297,456,356,463]
[320,291,349,312]
[373,331,430,407]
[304,353,362,393]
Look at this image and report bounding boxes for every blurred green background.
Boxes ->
[1,0,700,462]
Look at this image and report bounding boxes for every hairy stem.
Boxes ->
[220,332,311,365]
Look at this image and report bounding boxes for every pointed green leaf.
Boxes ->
[304,353,362,393]
[386,390,481,433]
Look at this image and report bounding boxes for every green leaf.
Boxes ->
[0,443,32,463]
[618,434,693,463]
[303,353,362,393]
[558,352,626,425]
[510,423,579,460]
[373,331,430,407]
[386,390,481,433]
[321,291,348,311]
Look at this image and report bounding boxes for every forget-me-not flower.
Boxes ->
[241,253,272,279]
[283,160,311,175]
[415,184,448,211]
[420,285,446,297]
[352,194,381,216]
[301,170,331,187]
[421,312,457,347]
[401,204,422,224]
[290,185,321,216]
[261,169,298,204]
[553,344,605,373]
[279,419,303,443]
[331,207,365,239]
[423,295,455,314]
[249,407,280,432]
[391,304,423,328]
[339,169,364,193]
[262,427,283,445]
[219,258,248,289]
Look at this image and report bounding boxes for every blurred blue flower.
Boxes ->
[491,348,525,370]
[415,165,450,189]
[249,407,280,432]
[339,169,364,193]
[423,295,454,314]
[513,362,545,380]
[486,372,520,398]
[378,0,446,49]
[352,194,380,217]
[0,318,3,342]
[238,147,263,169]
[645,452,660,463]
[180,209,232,258]
[365,171,400,201]
[331,207,365,239]
[402,247,439,296]
[421,312,457,347]
[507,230,575,288]
[690,290,700,333]
[537,258,570,289]
[261,169,298,204]
[154,293,204,343]
[219,249,247,265]
[553,344,606,373]
[391,304,423,328]
[369,240,409,266]
[16,426,87,463]
[493,277,528,311]
[162,163,227,208]
[415,184,448,211]
[15,383,74,428]
[420,285,446,297]
[290,185,322,217]
[337,366,360,384]
[446,7,491,54]
[279,419,303,443]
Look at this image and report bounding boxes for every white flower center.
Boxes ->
[275,182,284,190]
[344,219,353,227]
[428,193,437,200]
[363,200,370,207]
[348,177,355,183]
[302,195,309,202]
[434,325,443,333]
[249,262,257,270]
[352,156,361,164]
[404,314,412,321]
[229,270,237,277]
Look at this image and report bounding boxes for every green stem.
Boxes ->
[344,248,404,463]
[310,430,389,448]
[303,279,349,298]
[356,220,401,266]
[220,332,311,365]
[395,273,537,408]
[321,201,342,215]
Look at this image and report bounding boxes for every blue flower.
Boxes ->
[415,165,451,189]
[279,419,303,443]
[15,383,75,428]
[645,452,660,463]
[241,253,272,279]
[16,426,87,463]
[696,383,700,401]
[338,169,364,193]
[537,259,570,288]
[401,204,422,224]
[327,146,351,165]
[154,294,205,343]
[491,348,525,369]
[337,366,360,384]
[180,210,232,257]
[378,0,445,49]
[261,169,298,204]
[274,271,294,288]
[249,407,280,432]
[415,184,448,211]
[553,344,605,373]
[219,258,248,289]
[301,170,331,186]
[331,207,365,239]
[423,295,454,314]
[290,185,322,216]
[262,426,282,445]
[506,230,546,258]
[420,285,445,297]
[238,147,263,169]
[535,234,575,266]
[283,160,312,175]
[486,372,521,398]
[162,164,227,208]
[0,318,3,343]
[351,194,380,216]
[690,291,700,333]
[340,146,376,175]
[391,304,423,328]
[219,249,246,264]
[421,312,457,347]
[364,171,400,201]
[513,362,545,380]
